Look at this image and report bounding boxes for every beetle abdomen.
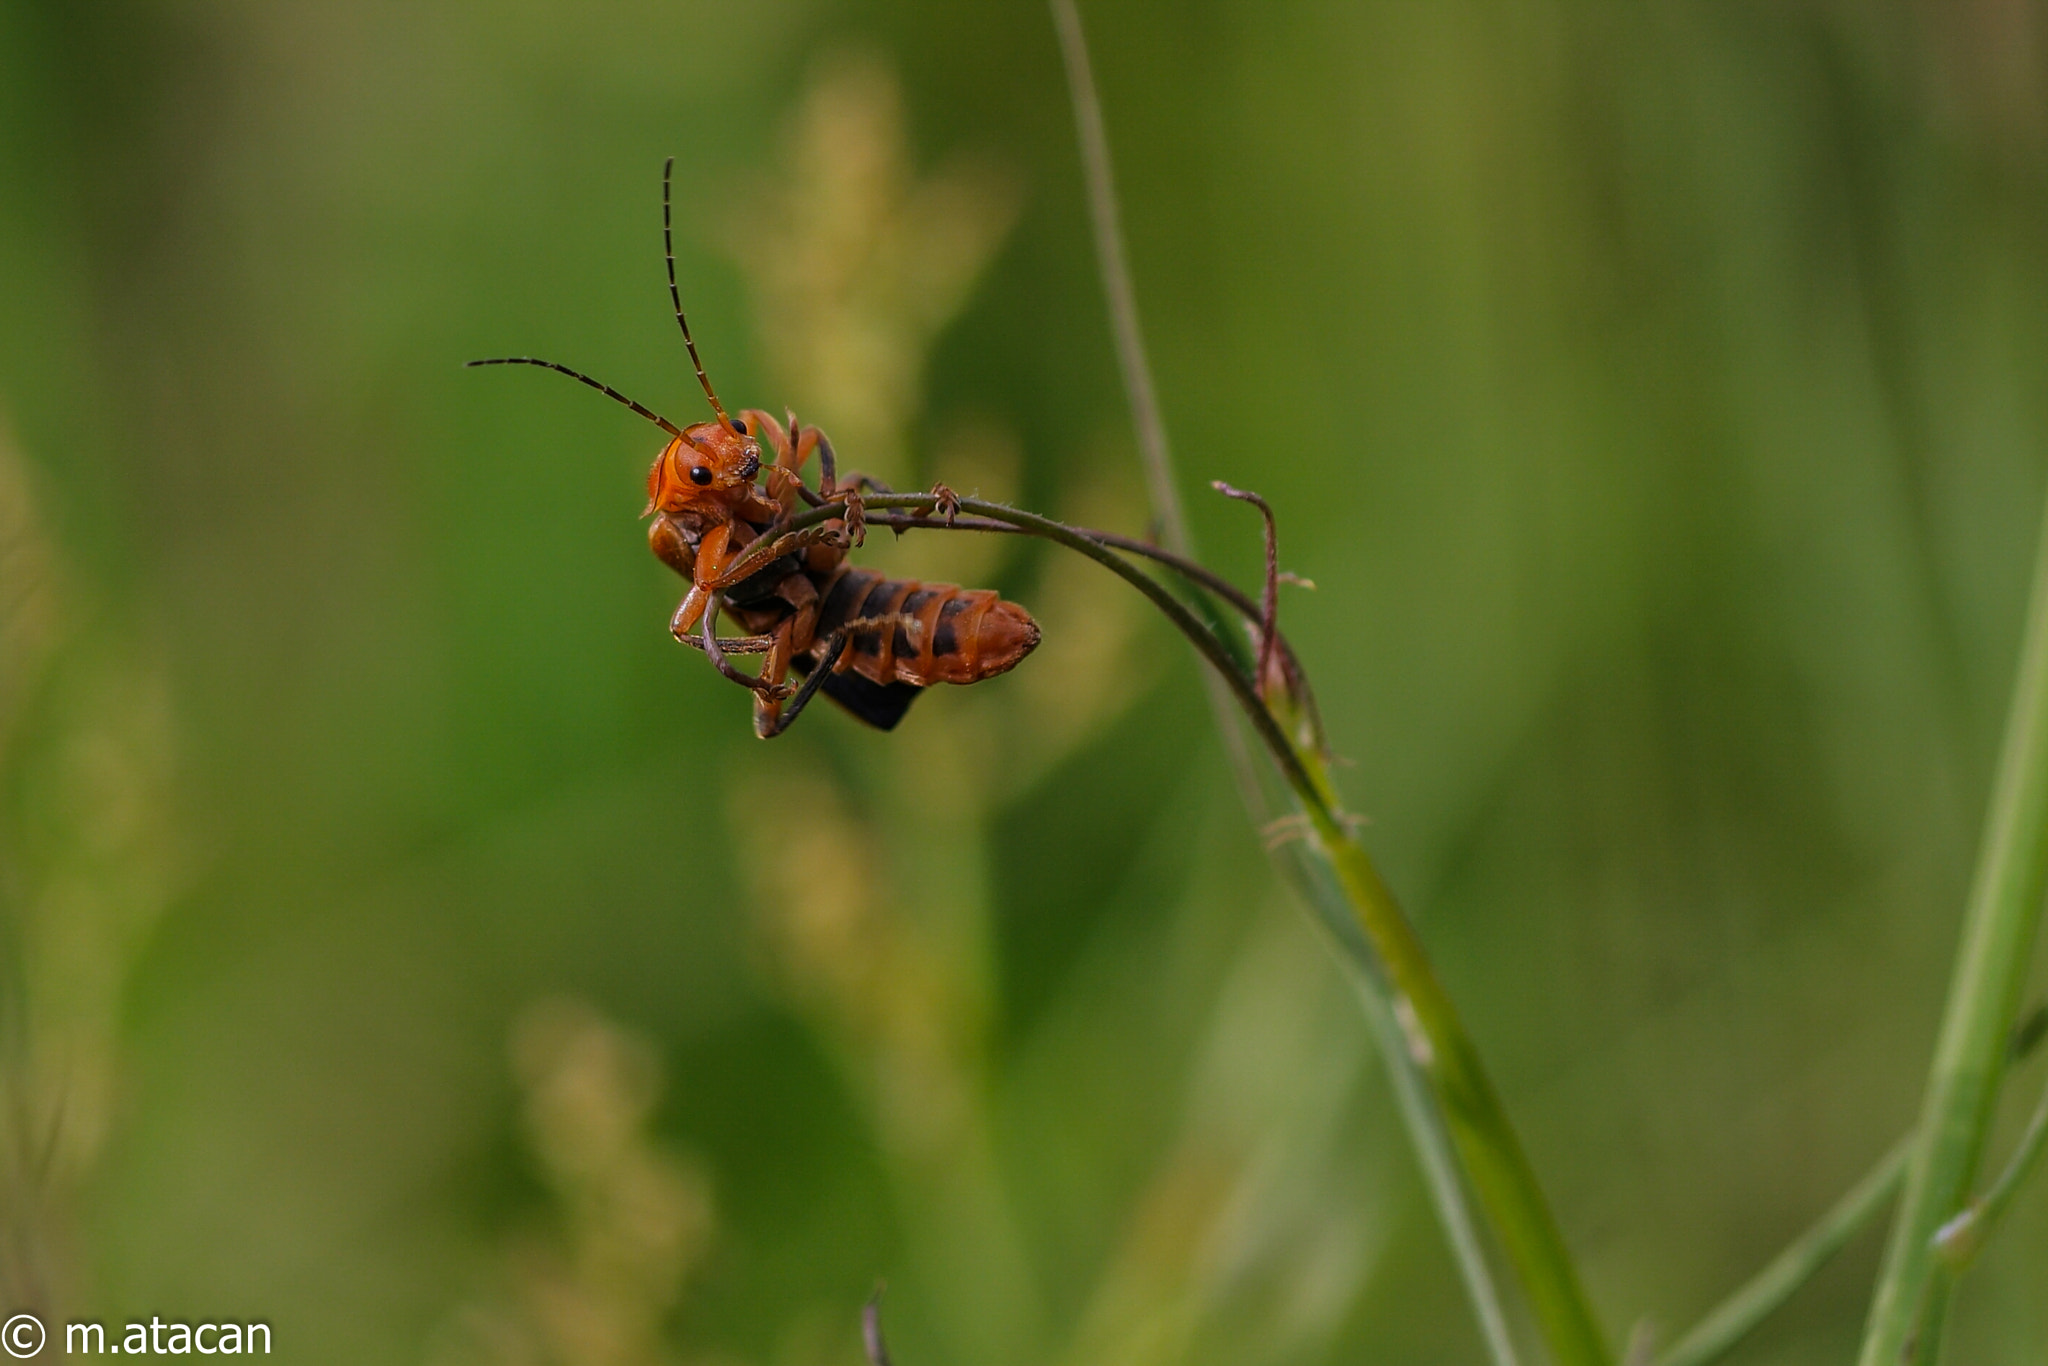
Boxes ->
[817,566,1039,688]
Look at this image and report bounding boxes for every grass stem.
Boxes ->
[1045,5,1565,1361]
[1932,1076,2048,1270]
[1048,0,1186,556]
[748,490,1609,1365]
[1858,490,2048,1365]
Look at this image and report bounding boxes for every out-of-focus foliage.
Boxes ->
[3,2,2048,1364]
[433,998,715,1366]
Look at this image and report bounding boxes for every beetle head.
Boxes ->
[645,416,762,517]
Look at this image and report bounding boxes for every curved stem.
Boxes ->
[1044,7,1531,1360]
[766,488,1609,1365]
[769,494,1315,788]
[857,510,1327,748]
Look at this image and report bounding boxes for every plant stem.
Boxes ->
[860,510,1324,736]
[1047,4,1543,1360]
[757,491,1609,1364]
[1656,1136,1910,1366]
[1263,811,1521,1366]
[1295,785,1610,1366]
[1641,1002,2048,1366]
[1044,0,1281,805]
[1047,0,1186,556]
[747,495,1309,781]
[1858,491,2048,1366]
[1932,1075,2048,1270]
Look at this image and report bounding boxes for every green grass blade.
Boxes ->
[1274,841,1523,1366]
[1651,1006,2048,1366]
[1858,494,2048,1365]
[1300,789,1611,1366]
[1048,7,1589,1359]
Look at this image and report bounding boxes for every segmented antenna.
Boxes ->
[663,156,736,432]
[466,357,683,437]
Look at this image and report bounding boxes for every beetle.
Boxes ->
[470,160,1038,736]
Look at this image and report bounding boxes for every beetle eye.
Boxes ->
[732,418,748,434]
[689,466,713,486]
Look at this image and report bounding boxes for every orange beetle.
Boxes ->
[471,161,1037,736]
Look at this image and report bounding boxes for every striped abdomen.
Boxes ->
[816,565,1039,688]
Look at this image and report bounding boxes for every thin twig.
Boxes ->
[848,508,1328,749]
[1085,524,1328,752]
[742,492,1317,787]
[1213,482,1280,700]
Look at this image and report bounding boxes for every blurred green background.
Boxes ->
[6,1,2048,1363]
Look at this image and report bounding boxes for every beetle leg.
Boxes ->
[770,564,821,645]
[813,426,839,494]
[677,631,777,656]
[739,408,789,464]
[706,522,846,591]
[755,627,852,738]
[699,597,787,699]
[671,583,711,640]
[786,415,820,475]
[750,572,831,735]
[789,437,833,507]
[747,409,833,507]
[823,486,866,549]
[750,620,799,736]
[671,523,743,638]
[754,609,923,739]
[648,514,697,581]
[914,483,961,526]
[739,408,814,512]
[828,468,895,495]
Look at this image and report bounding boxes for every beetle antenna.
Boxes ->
[663,156,736,432]
[467,357,684,438]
